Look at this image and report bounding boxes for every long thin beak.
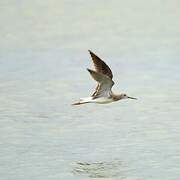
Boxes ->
[128,96,137,100]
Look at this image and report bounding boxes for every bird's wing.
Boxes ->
[87,69,114,98]
[88,50,113,79]
[88,50,113,97]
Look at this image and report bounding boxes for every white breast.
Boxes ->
[92,97,114,104]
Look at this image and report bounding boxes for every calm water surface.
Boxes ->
[0,1,180,180]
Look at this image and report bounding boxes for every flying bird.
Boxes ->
[72,50,137,105]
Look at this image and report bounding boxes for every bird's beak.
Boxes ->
[128,96,137,100]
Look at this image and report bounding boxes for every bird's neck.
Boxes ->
[110,92,122,101]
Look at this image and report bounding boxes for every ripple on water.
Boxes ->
[72,159,124,178]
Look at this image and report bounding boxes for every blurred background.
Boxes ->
[0,1,180,180]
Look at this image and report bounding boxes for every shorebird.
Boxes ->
[72,50,137,105]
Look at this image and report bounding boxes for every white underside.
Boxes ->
[80,96,114,104]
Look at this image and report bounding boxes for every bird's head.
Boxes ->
[120,93,137,100]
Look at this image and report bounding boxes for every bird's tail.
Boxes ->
[72,101,89,105]
[72,97,92,106]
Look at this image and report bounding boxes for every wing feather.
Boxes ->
[88,50,113,79]
[87,69,114,98]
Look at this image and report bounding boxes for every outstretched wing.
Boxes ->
[88,50,113,97]
[87,69,114,98]
[88,50,113,79]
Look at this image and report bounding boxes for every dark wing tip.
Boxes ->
[88,50,95,57]
[87,50,113,79]
[88,49,92,53]
[87,68,93,73]
[88,50,99,59]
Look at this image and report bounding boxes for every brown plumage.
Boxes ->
[88,50,113,97]
[72,50,137,105]
[87,68,114,98]
[88,50,113,79]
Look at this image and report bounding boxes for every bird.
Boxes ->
[72,50,137,105]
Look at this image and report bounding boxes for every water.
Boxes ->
[0,1,180,180]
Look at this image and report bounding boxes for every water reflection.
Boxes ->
[72,159,124,178]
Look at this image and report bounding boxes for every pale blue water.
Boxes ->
[0,1,180,180]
